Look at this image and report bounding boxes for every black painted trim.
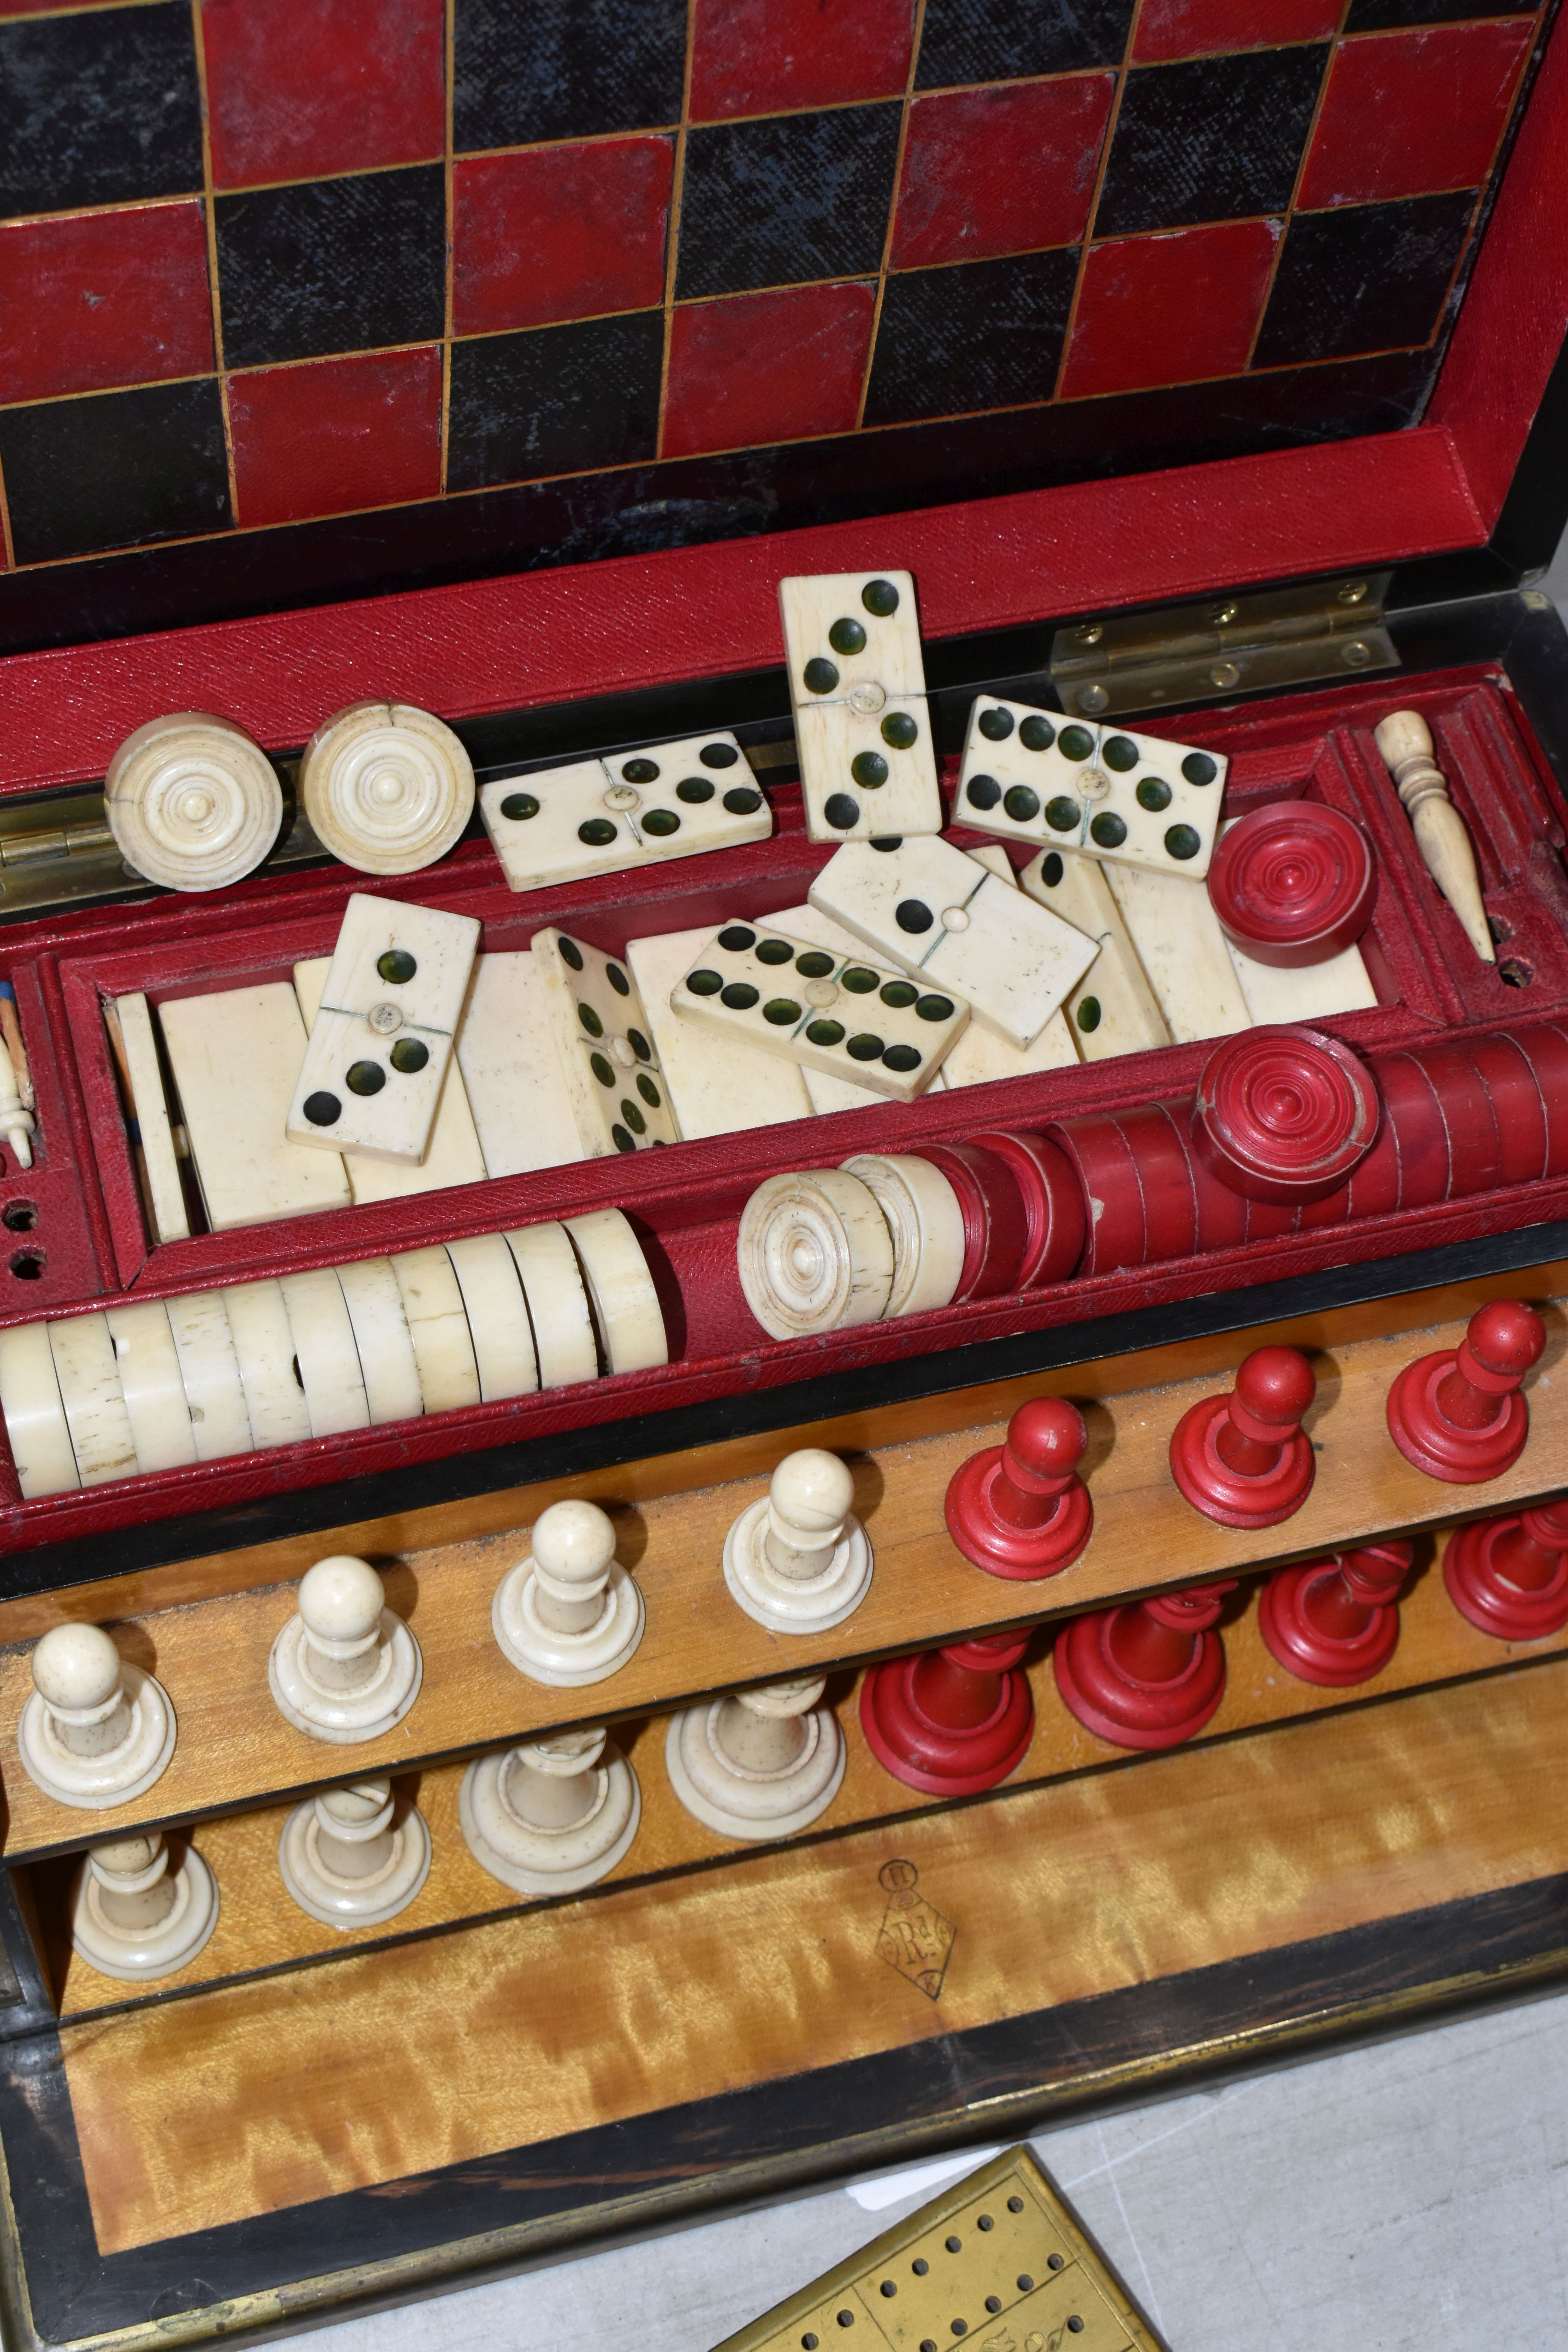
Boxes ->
[9,1865,1568,2346]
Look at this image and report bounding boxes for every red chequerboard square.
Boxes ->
[453,139,675,337]
[689,0,915,120]
[1298,22,1535,211]
[228,347,441,528]
[662,281,876,458]
[201,0,445,190]
[1133,0,1340,64]
[0,201,212,405]
[891,78,1115,272]
[1060,218,1279,399]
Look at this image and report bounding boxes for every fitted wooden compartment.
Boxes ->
[4,666,1568,1572]
[5,1273,1566,1861]
[26,1521,1568,2026]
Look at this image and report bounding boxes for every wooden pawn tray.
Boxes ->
[5,1246,1568,2349]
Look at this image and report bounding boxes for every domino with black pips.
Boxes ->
[287,895,480,1165]
[478,731,771,893]
[532,927,681,1156]
[779,570,942,843]
[1020,848,1171,1061]
[808,834,1099,1049]
[671,920,967,1105]
[958,697,1227,880]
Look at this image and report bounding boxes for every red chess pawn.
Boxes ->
[944,1397,1093,1581]
[1169,1347,1316,1528]
[1386,1299,1545,1483]
[1258,1538,1412,1687]
[1053,1583,1236,1751]
[1443,1495,1568,1641]
[860,1631,1034,1795]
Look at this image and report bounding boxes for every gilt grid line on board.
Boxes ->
[0,0,1547,574]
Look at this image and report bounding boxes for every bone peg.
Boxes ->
[1372,709,1495,964]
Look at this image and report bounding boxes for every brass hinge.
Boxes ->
[1050,571,1397,720]
[0,767,325,920]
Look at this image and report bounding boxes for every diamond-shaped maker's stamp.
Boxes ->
[876,1857,955,1999]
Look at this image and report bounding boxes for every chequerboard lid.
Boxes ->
[0,0,1565,660]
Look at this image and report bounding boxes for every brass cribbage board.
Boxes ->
[713,2148,1166,2352]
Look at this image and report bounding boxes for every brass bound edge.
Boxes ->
[712,2146,1167,2352]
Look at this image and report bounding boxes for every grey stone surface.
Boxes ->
[273,1986,1568,2350]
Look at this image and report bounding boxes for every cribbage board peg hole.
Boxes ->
[723,1447,873,1633]
[944,1396,1093,1580]
[861,1630,1035,1793]
[1259,1538,1412,1686]
[268,1555,423,1743]
[1054,1581,1236,1749]
[71,1828,218,1981]
[18,1621,176,1807]
[278,1775,431,1926]
[1387,1299,1544,1484]
[491,1497,645,1687]
[1444,1493,1568,1640]
[1169,1345,1316,1527]
[459,1726,641,1894]
[665,1674,846,1840]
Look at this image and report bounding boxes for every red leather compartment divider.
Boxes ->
[0,664,1561,1552]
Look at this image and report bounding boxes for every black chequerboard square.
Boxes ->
[1345,0,1527,23]
[1254,190,1477,367]
[454,0,685,149]
[864,249,1080,425]
[0,1,202,219]
[916,0,1137,86]
[0,379,230,564]
[1096,49,1328,236]
[216,168,446,369]
[447,312,665,490]
[676,107,903,301]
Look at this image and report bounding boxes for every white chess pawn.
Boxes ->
[278,1776,431,1927]
[722,1449,871,1634]
[665,1675,845,1842]
[268,1555,422,1743]
[18,1622,176,1808]
[491,1499,644,1686]
[460,1726,640,1895]
[70,1829,218,1981]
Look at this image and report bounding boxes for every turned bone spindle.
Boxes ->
[1372,710,1495,965]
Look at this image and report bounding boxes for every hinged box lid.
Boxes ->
[0,0,1566,662]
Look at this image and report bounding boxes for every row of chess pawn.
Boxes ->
[58,1472,1568,1988]
[19,1300,1555,1821]
[17,1455,885,1818]
[0,1210,662,1498]
[741,1026,1568,1339]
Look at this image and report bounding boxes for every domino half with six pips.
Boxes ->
[478,730,772,893]
[808,835,1100,1048]
[670,919,968,1104]
[531,926,680,1156]
[779,570,942,843]
[957,697,1228,879]
[287,893,480,1163]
